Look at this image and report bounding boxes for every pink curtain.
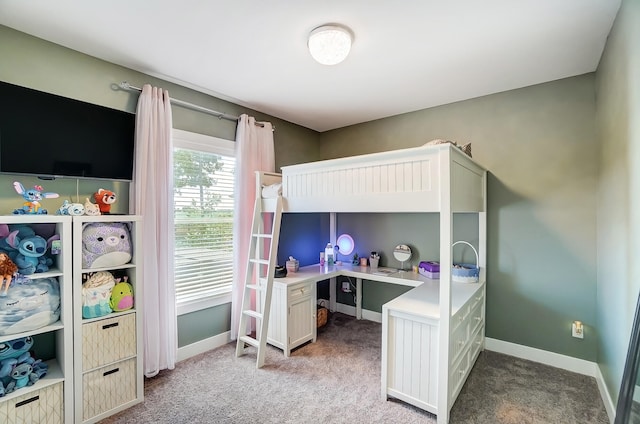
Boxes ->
[131,84,177,377]
[231,114,275,340]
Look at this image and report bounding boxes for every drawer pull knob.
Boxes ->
[458,340,465,346]
[104,367,120,377]
[16,396,39,408]
[102,322,119,330]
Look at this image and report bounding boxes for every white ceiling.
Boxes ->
[0,0,620,132]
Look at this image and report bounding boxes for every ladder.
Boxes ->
[235,193,283,368]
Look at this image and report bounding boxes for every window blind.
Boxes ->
[174,147,236,305]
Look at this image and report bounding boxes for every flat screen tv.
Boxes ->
[0,80,135,181]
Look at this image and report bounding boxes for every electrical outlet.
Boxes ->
[341,281,351,292]
[572,321,584,339]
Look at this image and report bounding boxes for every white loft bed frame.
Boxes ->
[259,144,487,424]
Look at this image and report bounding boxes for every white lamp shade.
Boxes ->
[308,25,352,65]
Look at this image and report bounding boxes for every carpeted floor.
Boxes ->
[100,313,609,424]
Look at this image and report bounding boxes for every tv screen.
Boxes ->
[0,81,135,181]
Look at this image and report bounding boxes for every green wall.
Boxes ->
[321,75,599,361]
[595,0,640,405]
[0,25,321,348]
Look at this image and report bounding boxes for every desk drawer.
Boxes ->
[469,299,484,335]
[450,317,468,364]
[288,282,312,301]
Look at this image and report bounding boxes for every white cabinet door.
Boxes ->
[288,293,314,348]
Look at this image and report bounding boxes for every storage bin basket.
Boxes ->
[452,241,480,283]
[317,300,328,328]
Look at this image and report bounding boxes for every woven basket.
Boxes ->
[451,241,480,283]
[316,300,329,328]
[317,306,328,328]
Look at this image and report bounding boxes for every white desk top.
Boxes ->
[275,263,484,321]
[274,263,425,287]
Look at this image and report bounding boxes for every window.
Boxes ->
[173,129,235,315]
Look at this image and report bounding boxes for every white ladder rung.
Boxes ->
[239,335,259,348]
[243,310,263,320]
[246,283,263,291]
[249,258,270,265]
[252,233,273,238]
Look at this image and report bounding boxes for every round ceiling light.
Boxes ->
[308,24,353,65]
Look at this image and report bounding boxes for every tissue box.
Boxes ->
[419,261,440,279]
[286,259,299,273]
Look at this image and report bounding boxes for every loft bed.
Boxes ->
[259,143,487,424]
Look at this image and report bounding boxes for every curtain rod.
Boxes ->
[117,81,269,128]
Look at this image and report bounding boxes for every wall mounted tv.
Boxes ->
[0,80,135,181]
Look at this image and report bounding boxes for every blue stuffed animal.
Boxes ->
[56,200,85,216]
[0,336,47,396]
[2,233,54,275]
[12,182,59,215]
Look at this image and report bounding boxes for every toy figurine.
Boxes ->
[94,188,117,214]
[12,182,59,215]
[56,200,85,216]
[0,253,18,297]
[84,198,101,216]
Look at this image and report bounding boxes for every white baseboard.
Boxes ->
[362,309,382,323]
[485,337,597,376]
[334,304,382,323]
[177,331,231,362]
[595,363,616,423]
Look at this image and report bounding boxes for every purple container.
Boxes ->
[419,261,440,273]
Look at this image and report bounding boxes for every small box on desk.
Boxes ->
[418,261,440,279]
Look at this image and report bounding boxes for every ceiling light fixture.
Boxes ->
[308,24,353,65]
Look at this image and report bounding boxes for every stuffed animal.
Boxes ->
[0,336,47,396]
[82,222,132,268]
[56,200,85,216]
[0,225,17,258]
[84,198,101,216]
[82,271,115,318]
[0,277,61,336]
[94,188,117,214]
[110,277,134,312]
[3,233,55,275]
[0,253,18,297]
[12,182,59,215]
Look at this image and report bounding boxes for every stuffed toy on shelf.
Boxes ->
[56,200,85,216]
[84,198,101,216]
[0,336,48,397]
[0,253,18,297]
[94,188,116,214]
[12,182,59,215]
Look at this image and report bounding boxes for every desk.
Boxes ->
[270,263,486,415]
[274,263,479,321]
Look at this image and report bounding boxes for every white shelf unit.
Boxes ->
[72,215,143,424]
[279,144,487,424]
[0,215,73,424]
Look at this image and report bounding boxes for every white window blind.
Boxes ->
[173,130,236,313]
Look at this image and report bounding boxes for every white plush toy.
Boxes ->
[84,198,101,216]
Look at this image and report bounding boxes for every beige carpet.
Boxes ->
[101,313,609,424]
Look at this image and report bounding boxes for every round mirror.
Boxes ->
[336,233,355,256]
[393,244,412,270]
